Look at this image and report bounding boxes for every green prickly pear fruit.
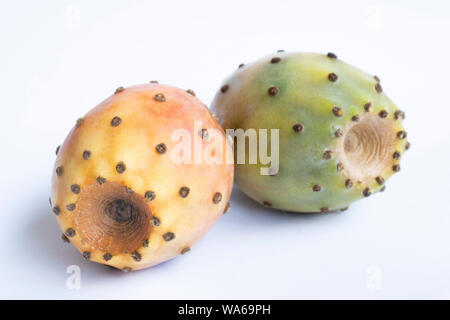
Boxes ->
[211,52,408,213]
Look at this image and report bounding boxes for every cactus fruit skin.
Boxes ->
[211,52,408,213]
[51,84,234,271]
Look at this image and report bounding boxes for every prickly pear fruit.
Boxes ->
[211,52,408,213]
[52,83,233,271]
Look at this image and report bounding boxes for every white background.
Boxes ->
[1,0,449,299]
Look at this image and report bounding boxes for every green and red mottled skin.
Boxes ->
[51,84,234,271]
[212,52,408,213]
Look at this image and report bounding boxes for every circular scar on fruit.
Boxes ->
[74,182,152,255]
[51,83,234,271]
[211,52,408,213]
[336,113,397,183]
